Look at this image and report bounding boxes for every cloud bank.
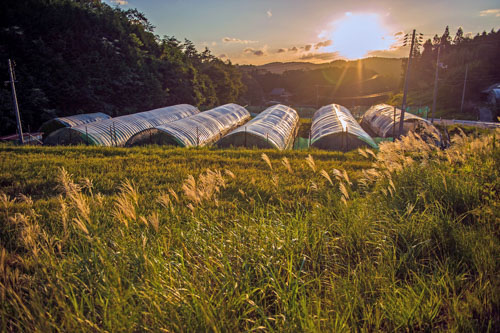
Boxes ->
[222,37,258,44]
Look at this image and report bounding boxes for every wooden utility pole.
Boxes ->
[460,64,468,114]
[7,59,24,144]
[430,45,441,123]
[398,30,416,137]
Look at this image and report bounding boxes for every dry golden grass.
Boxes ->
[281,157,293,174]
[261,153,273,170]
[305,154,316,172]
[0,130,497,332]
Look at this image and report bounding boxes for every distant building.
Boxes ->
[269,88,292,104]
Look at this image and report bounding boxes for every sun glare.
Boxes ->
[326,13,395,59]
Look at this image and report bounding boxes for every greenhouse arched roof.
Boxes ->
[44,104,199,146]
[361,104,441,142]
[126,104,250,147]
[39,112,111,138]
[311,104,377,151]
[217,104,299,149]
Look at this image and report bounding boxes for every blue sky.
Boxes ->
[106,0,500,64]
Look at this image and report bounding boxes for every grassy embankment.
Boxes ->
[0,130,499,331]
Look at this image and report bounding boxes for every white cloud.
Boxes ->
[222,37,258,44]
[480,9,500,17]
[267,10,272,18]
[110,0,128,5]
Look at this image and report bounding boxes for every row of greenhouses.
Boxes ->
[42,103,441,151]
[126,104,250,147]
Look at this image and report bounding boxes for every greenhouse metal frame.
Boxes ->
[360,104,442,143]
[39,112,111,139]
[310,104,378,151]
[126,104,250,147]
[44,104,199,146]
[217,104,299,149]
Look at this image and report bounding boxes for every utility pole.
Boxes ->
[460,64,468,114]
[430,45,441,123]
[398,29,416,137]
[7,59,24,144]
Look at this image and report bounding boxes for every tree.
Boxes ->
[433,34,440,45]
[125,9,155,33]
[440,26,451,47]
[454,27,464,45]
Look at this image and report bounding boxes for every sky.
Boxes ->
[105,0,500,65]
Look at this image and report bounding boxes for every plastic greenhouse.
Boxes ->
[126,104,250,147]
[360,104,441,143]
[217,104,299,149]
[44,105,199,146]
[310,104,378,151]
[39,112,111,138]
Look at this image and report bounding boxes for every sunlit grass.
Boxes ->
[0,130,499,331]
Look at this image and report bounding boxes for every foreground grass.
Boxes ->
[0,131,499,332]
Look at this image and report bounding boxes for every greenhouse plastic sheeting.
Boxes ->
[39,112,111,138]
[311,104,378,151]
[126,104,250,147]
[217,104,299,149]
[361,104,441,143]
[44,104,199,146]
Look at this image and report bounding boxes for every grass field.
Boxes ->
[0,130,499,331]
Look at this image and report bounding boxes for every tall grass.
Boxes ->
[0,130,498,331]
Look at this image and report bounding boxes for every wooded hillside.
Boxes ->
[0,0,244,135]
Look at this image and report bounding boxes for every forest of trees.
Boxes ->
[1,0,499,136]
[399,26,500,117]
[0,0,245,135]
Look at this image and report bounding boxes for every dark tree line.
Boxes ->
[0,0,245,135]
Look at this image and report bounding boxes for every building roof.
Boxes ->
[482,83,500,94]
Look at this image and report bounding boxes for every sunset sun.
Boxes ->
[326,12,396,59]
